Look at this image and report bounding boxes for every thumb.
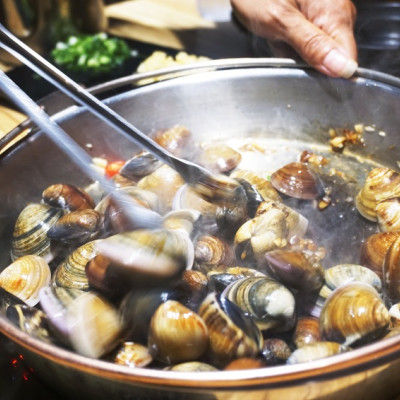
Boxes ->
[284,16,358,78]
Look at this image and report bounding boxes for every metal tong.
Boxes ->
[0,23,242,206]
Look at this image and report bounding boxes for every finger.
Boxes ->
[283,14,358,78]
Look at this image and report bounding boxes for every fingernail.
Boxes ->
[322,49,358,78]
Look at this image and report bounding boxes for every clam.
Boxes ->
[293,316,321,348]
[319,282,390,346]
[198,292,263,367]
[119,288,185,343]
[39,286,74,342]
[137,164,185,214]
[47,209,104,243]
[215,204,248,240]
[222,276,296,332]
[148,300,209,364]
[152,125,192,157]
[388,303,400,326]
[382,235,400,304]
[177,270,209,306]
[65,291,123,358]
[230,169,281,202]
[0,255,51,307]
[52,240,100,292]
[207,272,247,293]
[359,232,400,280]
[323,264,382,298]
[194,235,235,273]
[6,304,54,344]
[287,342,348,364]
[165,361,218,372]
[376,197,400,232]
[270,162,324,200]
[162,209,202,237]
[196,142,242,174]
[264,250,325,293]
[92,229,193,289]
[234,208,288,265]
[96,187,160,234]
[11,203,64,262]
[113,342,153,368]
[42,183,95,211]
[261,338,292,365]
[355,167,400,221]
[119,151,162,181]
[256,201,308,240]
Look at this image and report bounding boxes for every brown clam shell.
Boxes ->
[198,292,263,367]
[383,235,400,304]
[148,300,209,364]
[359,231,400,280]
[293,316,321,348]
[196,143,242,174]
[319,282,390,346]
[42,183,95,211]
[270,162,324,200]
[137,165,185,215]
[262,338,292,365]
[264,249,325,293]
[194,235,235,272]
[152,125,192,157]
[230,169,281,202]
[355,167,400,222]
[47,209,103,242]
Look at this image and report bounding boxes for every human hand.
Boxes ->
[230,0,358,78]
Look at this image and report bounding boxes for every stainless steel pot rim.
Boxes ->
[87,57,400,95]
[1,312,400,389]
[1,58,400,389]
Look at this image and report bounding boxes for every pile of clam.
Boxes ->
[1,124,400,372]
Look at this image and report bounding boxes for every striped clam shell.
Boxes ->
[51,240,100,291]
[355,167,400,222]
[320,282,390,346]
[222,276,296,332]
[11,203,64,262]
[198,292,263,367]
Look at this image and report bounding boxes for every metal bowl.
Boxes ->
[1,60,400,399]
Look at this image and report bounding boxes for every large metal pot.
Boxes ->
[1,59,400,399]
